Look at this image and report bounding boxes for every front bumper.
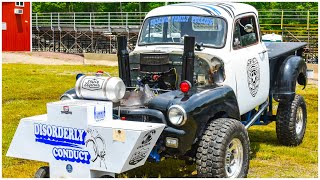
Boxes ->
[113,107,192,155]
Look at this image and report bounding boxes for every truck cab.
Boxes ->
[131,3,269,115]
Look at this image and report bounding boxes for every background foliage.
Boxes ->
[32,2,166,13]
[31,2,318,26]
[32,2,318,13]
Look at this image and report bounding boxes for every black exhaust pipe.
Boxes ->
[182,36,195,86]
[117,36,131,87]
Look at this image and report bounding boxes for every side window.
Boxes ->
[233,15,258,49]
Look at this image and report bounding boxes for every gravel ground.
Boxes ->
[2,52,84,65]
[306,64,318,85]
[2,51,119,66]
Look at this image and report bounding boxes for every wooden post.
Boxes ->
[307,10,310,50]
[108,12,111,32]
[58,13,60,52]
[281,10,284,37]
[36,13,40,51]
[51,13,55,52]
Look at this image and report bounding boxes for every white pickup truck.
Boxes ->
[8,2,308,178]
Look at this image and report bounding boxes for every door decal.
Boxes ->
[247,58,260,97]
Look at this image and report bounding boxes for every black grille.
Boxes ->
[140,53,170,72]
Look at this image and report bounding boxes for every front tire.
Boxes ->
[196,118,250,178]
[34,166,50,178]
[276,94,307,146]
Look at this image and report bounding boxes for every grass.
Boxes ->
[2,64,318,178]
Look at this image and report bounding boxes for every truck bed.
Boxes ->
[265,42,307,61]
[266,42,307,92]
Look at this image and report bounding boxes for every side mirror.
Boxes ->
[244,24,253,33]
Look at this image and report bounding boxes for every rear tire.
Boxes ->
[196,118,250,178]
[100,175,115,178]
[34,166,50,178]
[276,94,307,146]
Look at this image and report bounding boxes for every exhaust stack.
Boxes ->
[182,36,195,86]
[117,36,131,87]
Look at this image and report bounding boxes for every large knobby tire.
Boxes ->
[34,166,50,178]
[100,175,115,178]
[196,118,250,178]
[276,94,307,146]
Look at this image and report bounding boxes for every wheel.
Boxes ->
[34,166,50,178]
[100,174,115,178]
[196,118,250,178]
[276,94,307,146]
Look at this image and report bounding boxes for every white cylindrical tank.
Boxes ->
[75,75,126,102]
[262,33,282,42]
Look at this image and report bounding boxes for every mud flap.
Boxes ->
[7,100,165,178]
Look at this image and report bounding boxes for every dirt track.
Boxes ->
[2,52,84,65]
[2,52,118,66]
[306,64,318,85]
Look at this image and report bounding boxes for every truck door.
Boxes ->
[231,14,269,115]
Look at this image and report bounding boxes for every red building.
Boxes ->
[2,2,31,51]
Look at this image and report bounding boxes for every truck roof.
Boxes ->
[145,3,258,20]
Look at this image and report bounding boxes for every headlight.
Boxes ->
[60,94,74,101]
[168,105,187,126]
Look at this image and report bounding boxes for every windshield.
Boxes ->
[138,15,227,48]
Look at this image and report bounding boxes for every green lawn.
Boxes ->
[2,64,318,178]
